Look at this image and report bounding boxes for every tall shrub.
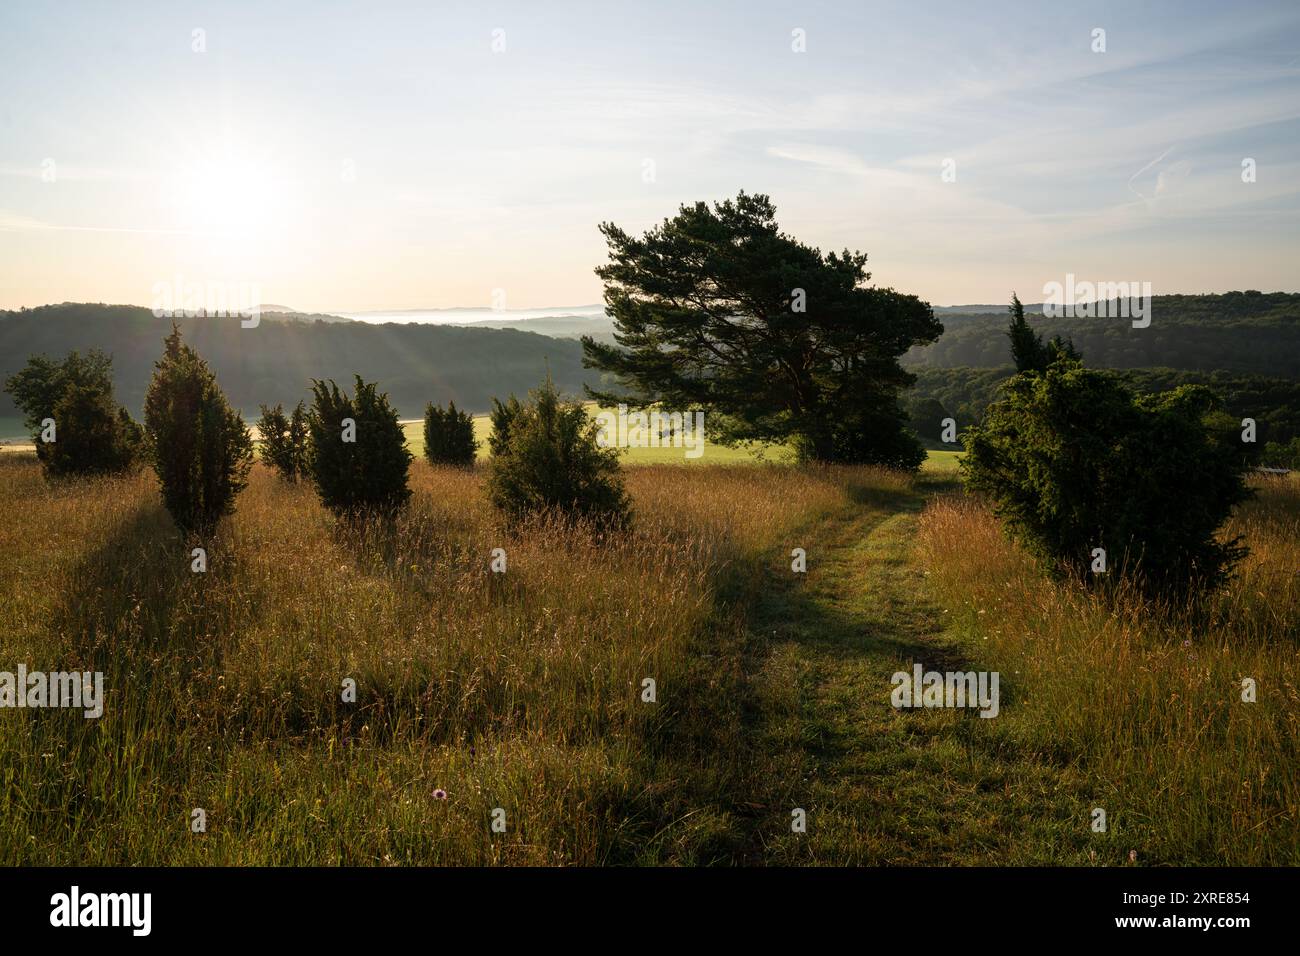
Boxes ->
[961,357,1251,596]
[488,395,523,457]
[306,376,411,518]
[486,378,629,527]
[423,400,478,466]
[257,400,309,481]
[4,349,141,476]
[143,325,254,536]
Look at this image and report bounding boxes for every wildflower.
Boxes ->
[433,788,448,800]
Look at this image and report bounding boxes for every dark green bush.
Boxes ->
[143,325,254,536]
[488,395,523,457]
[43,383,142,477]
[1261,437,1300,469]
[961,357,1251,597]
[306,376,411,518]
[423,400,478,466]
[257,401,308,481]
[4,349,141,476]
[486,378,629,528]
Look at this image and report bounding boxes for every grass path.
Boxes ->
[735,474,1091,865]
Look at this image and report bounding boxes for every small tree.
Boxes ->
[423,400,478,466]
[144,325,254,536]
[1006,292,1079,372]
[4,349,140,476]
[486,378,630,527]
[488,395,523,456]
[288,401,308,474]
[46,383,142,476]
[961,356,1251,597]
[306,376,411,518]
[257,400,309,481]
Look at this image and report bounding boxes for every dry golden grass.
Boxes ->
[3,452,1293,865]
[0,455,848,864]
[915,476,1300,865]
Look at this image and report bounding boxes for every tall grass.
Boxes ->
[0,455,846,864]
[916,477,1300,865]
[3,454,1293,864]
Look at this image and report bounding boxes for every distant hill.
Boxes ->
[908,291,1300,377]
[931,304,1015,316]
[257,305,354,324]
[449,314,618,343]
[0,303,594,427]
[337,305,619,342]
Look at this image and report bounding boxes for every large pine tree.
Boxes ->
[581,192,943,467]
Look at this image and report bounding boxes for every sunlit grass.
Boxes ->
[915,475,1300,865]
[0,454,843,864]
[400,407,796,465]
[1,448,1290,865]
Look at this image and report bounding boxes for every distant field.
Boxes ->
[402,409,797,465]
[920,448,962,472]
[0,417,24,444]
[5,415,960,469]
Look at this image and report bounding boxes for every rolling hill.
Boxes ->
[0,303,595,431]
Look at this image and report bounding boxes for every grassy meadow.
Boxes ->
[398,408,797,465]
[0,444,1294,865]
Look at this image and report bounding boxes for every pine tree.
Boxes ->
[1006,293,1046,372]
[306,376,411,518]
[581,191,941,467]
[257,401,310,481]
[423,400,478,466]
[143,325,253,536]
[488,395,523,457]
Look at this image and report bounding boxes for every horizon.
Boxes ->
[3,0,1300,312]
[8,288,1300,322]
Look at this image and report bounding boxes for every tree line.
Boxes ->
[905,365,1300,461]
[904,292,1300,377]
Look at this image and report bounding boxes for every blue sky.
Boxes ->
[2,0,1298,311]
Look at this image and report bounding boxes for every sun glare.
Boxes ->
[168,156,281,238]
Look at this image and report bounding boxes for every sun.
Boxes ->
[168,156,280,238]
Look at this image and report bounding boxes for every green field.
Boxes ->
[403,407,957,468]
[919,448,962,473]
[402,409,796,465]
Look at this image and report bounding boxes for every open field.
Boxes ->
[400,409,797,465]
[0,452,1292,865]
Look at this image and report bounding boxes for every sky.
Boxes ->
[2,0,1299,313]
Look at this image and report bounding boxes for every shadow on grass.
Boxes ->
[51,499,235,678]
[8,497,234,838]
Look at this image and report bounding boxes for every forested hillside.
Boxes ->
[0,303,592,423]
[905,291,1300,376]
[905,366,1300,446]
